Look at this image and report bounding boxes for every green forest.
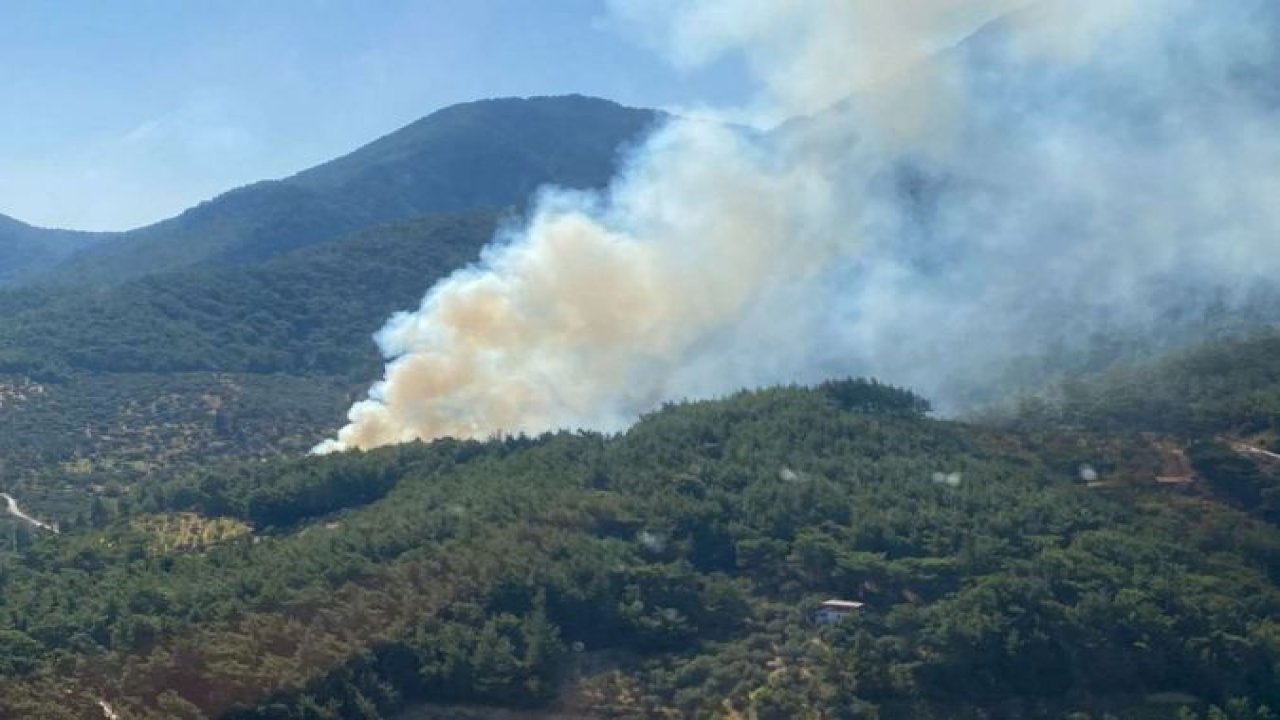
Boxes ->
[2,91,1279,720]
[0,210,504,523]
[0,372,1276,719]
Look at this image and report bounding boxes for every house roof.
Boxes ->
[820,599,865,610]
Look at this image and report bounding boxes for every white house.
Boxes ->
[814,599,865,625]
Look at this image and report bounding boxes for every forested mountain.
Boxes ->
[0,210,500,378]
[2,88,1278,720]
[0,210,508,523]
[0,213,109,286]
[13,95,656,287]
[0,378,1277,719]
[1014,330,1280,440]
[0,95,657,521]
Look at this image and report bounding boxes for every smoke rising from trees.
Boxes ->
[318,0,1280,452]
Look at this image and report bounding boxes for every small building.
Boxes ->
[814,599,865,625]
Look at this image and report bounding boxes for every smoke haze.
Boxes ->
[317,0,1280,453]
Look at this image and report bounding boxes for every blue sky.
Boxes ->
[0,0,749,231]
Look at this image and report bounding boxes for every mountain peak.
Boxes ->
[33,95,658,287]
[289,94,656,193]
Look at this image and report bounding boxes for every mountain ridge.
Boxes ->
[9,95,658,288]
[0,213,111,285]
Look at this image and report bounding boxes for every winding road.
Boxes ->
[0,493,58,533]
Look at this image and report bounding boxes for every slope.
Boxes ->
[34,96,657,287]
[0,210,501,378]
[0,213,109,286]
[0,210,505,521]
[0,380,1276,719]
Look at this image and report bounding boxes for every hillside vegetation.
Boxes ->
[0,210,499,378]
[0,379,1275,719]
[0,96,656,527]
[2,92,1279,720]
[0,213,108,286]
[0,210,515,523]
[1017,330,1280,440]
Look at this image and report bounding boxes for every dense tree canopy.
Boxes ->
[0,379,1276,719]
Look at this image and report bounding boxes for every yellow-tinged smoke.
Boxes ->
[318,0,1277,452]
[316,119,847,451]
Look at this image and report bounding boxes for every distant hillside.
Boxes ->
[33,95,658,287]
[0,210,503,512]
[0,92,658,510]
[1015,329,1280,439]
[0,209,500,378]
[0,214,109,286]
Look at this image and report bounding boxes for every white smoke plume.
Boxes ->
[317,0,1280,453]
